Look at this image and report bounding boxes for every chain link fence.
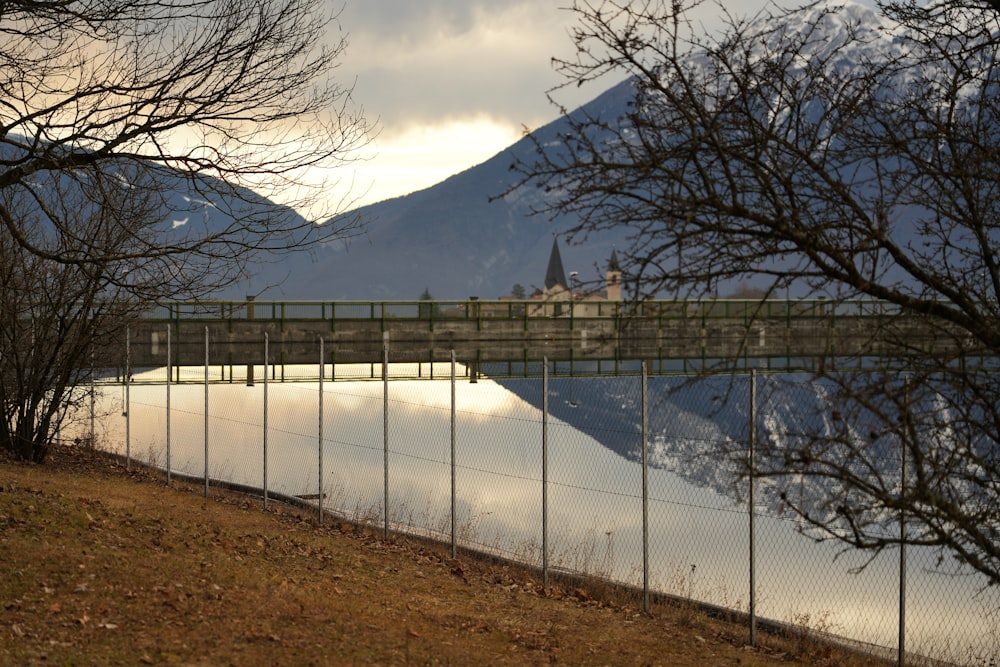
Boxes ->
[76,336,999,667]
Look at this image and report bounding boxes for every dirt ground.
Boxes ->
[0,444,889,666]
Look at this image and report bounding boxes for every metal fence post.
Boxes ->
[899,377,909,667]
[642,360,650,613]
[166,325,171,485]
[542,356,549,589]
[90,346,95,448]
[383,341,389,539]
[125,327,131,471]
[749,369,758,646]
[263,332,269,510]
[246,296,255,386]
[318,337,325,524]
[451,349,457,558]
[204,326,210,498]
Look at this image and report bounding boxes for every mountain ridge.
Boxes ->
[240,0,892,301]
[247,78,640,301]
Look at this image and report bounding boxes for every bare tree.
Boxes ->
[0,172,164,461]
[0,0,372,460]
[0,0,371,285]
[509,0,1000,585]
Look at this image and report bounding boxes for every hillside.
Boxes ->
[0,444,882,666]
[253,0,908,302]
[253,79,637,301]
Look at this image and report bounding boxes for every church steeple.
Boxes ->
[606,248,622,301]
[544,236,568,291]
[607,248,620,273]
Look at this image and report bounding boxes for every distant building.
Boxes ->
[542,235,569,298]
[605,248,622,302]
[527,236,622,316]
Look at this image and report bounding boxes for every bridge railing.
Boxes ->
[148,298,904,324]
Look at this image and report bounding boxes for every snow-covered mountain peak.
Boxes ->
[750,1,893,64]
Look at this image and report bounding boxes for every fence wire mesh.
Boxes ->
[78,349,1000,666]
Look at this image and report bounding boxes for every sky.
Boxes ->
[328,0,788,211]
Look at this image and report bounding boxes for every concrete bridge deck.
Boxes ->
[112,298,959,378]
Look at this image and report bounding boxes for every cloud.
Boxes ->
[342,115,522,205]
[324,0,877,209]
[339,0,546,48]
[318,1,583,208]
[338,1,575,130]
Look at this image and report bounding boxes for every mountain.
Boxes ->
[0,137,312,302]
[251,0,900,302]
[249,78,639,301]
[2,0,921,303]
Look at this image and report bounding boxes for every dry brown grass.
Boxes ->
[0,445,891,666]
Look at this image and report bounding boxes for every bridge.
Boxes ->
[114,298,955,380]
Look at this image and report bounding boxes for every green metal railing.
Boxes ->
[151,298,903,325]
[116,298,924,382]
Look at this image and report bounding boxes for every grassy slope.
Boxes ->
[0,445,886,666]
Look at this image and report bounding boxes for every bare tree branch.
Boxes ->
[0,0,372,461]
[0,0,372,271]
[509,0,1000,585]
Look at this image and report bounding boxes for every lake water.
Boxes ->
[84,366,998,665]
